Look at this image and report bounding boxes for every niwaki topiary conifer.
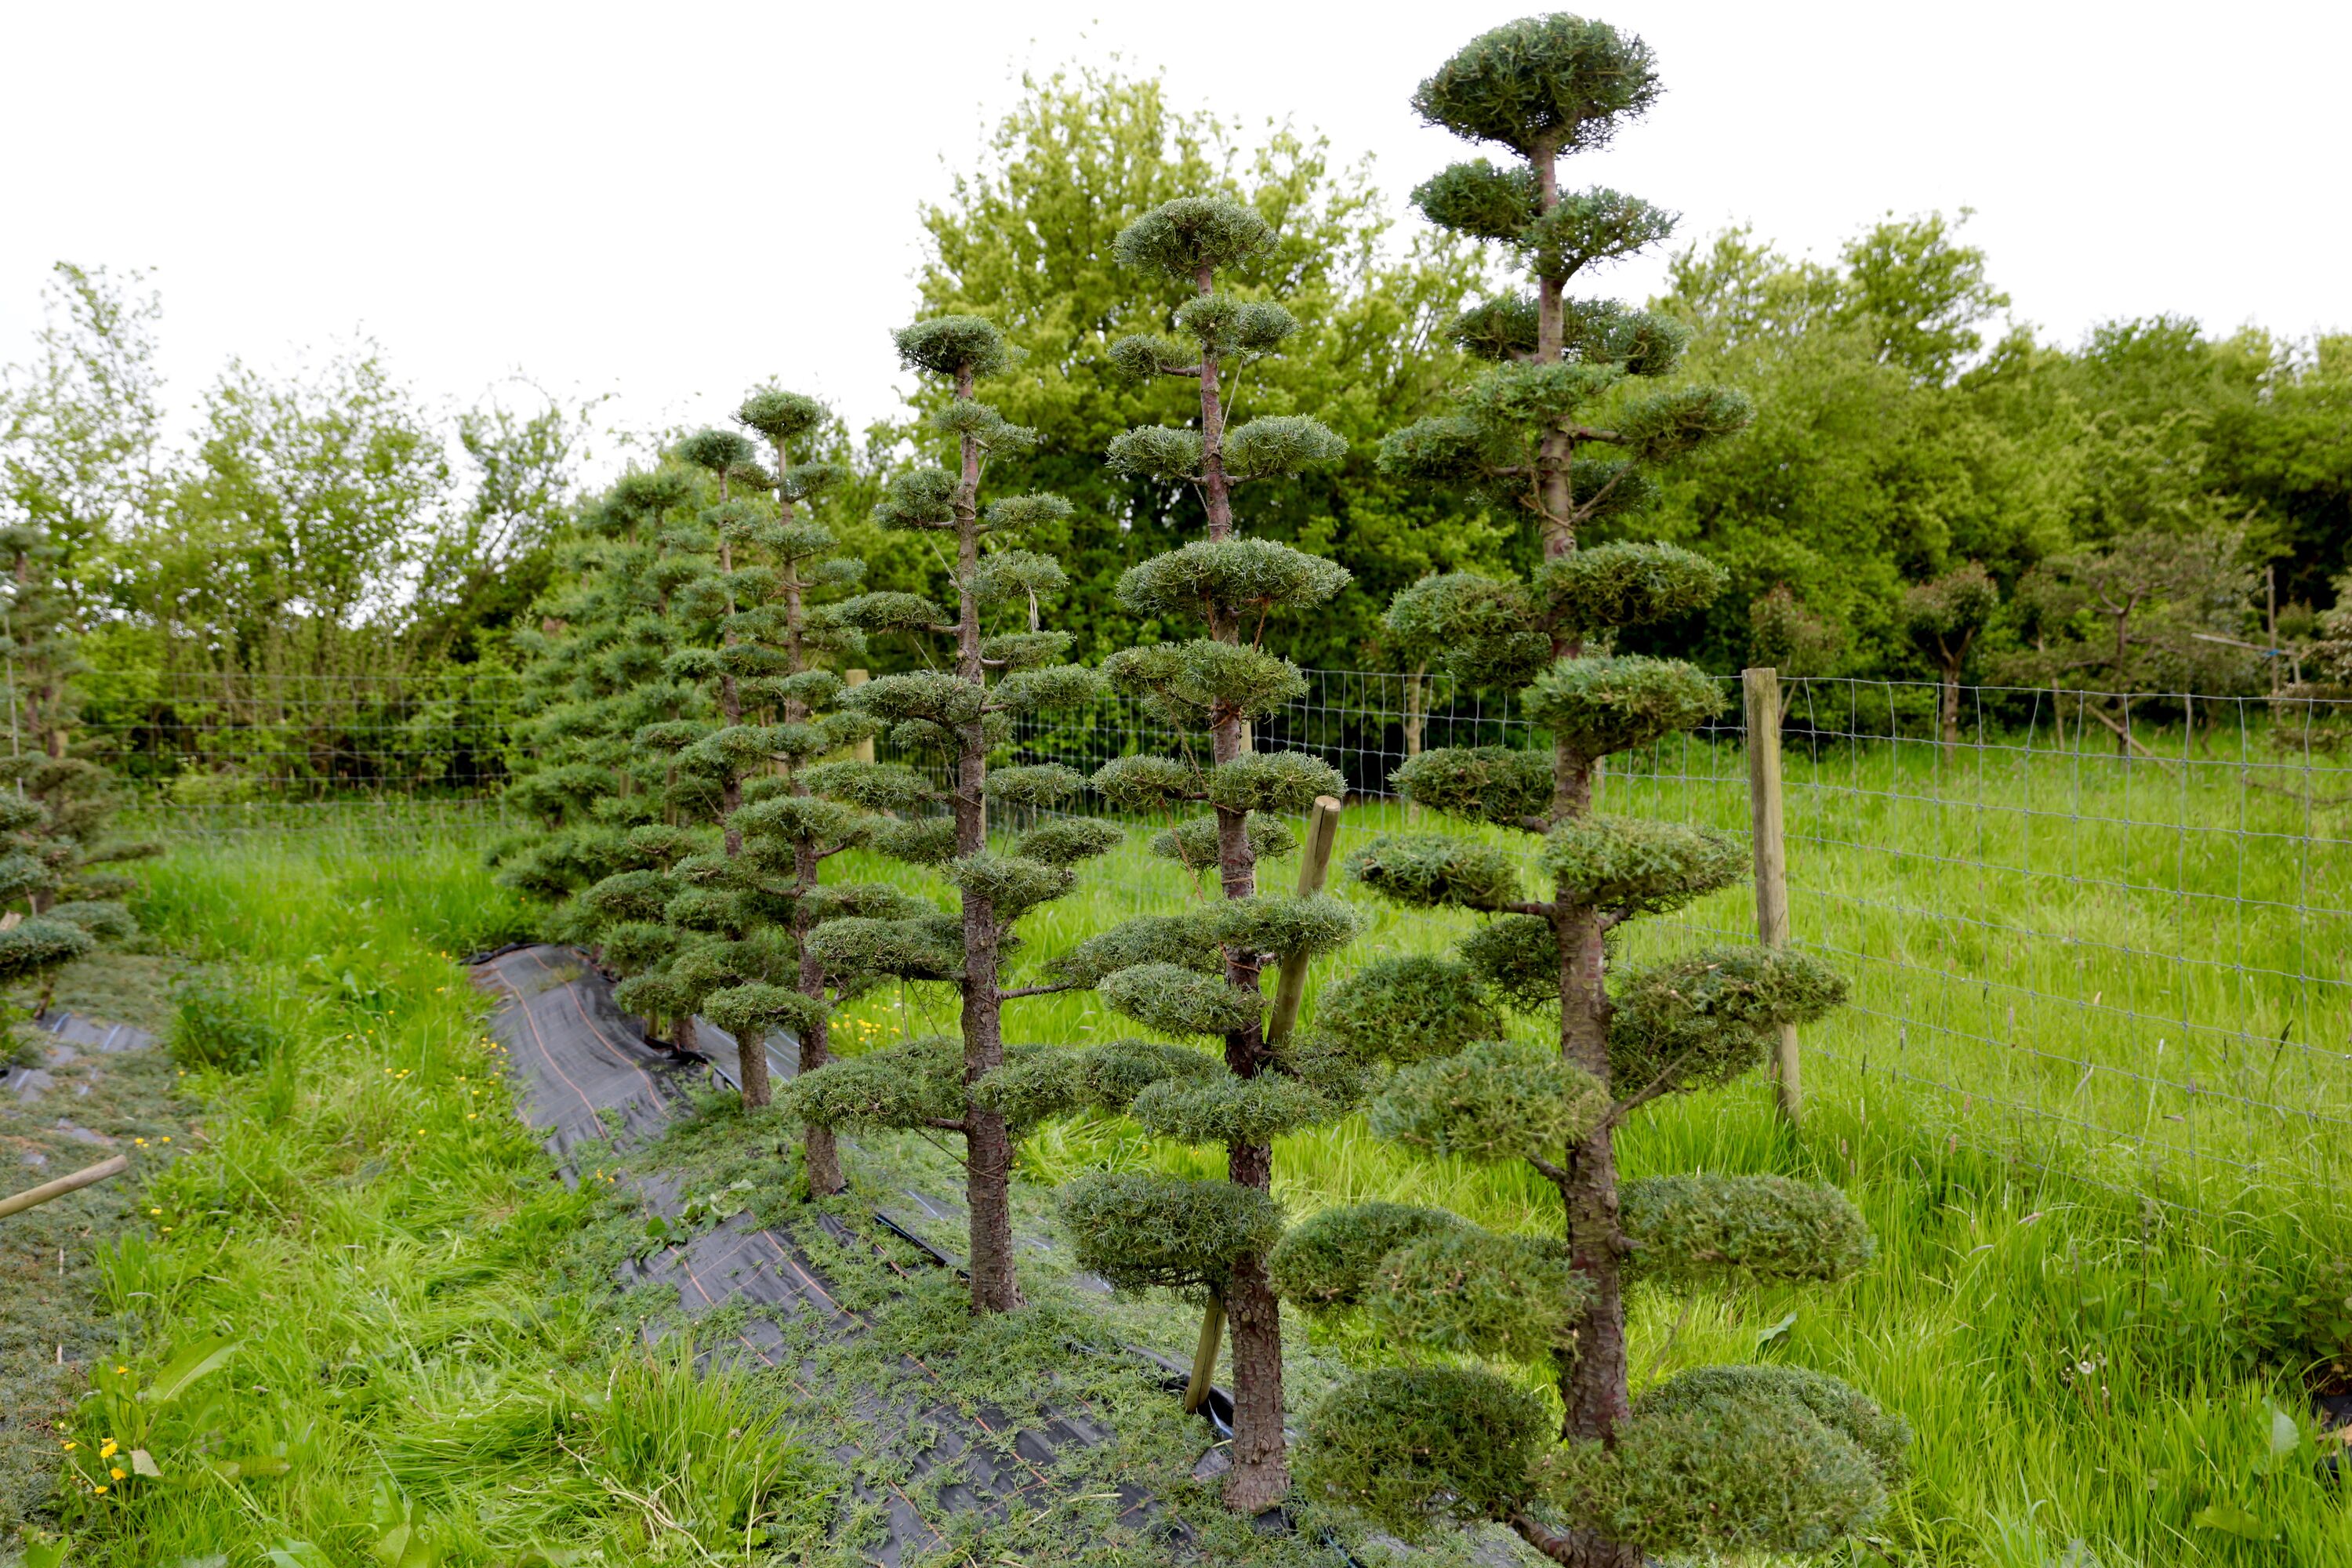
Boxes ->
[779,316,1111,1314]
[0,521,157,1013]
[1033,194,1364,1513]
[492,398,910,1196]
[1283,19,1909,1566]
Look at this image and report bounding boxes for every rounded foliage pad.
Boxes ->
[1370,1039,1609,1164]
[1544,1367,1893,1556]
[1371,1225,1593,1360]
[1412,13,1661,160]
[1539,813,1745,916]
[1268,1200,1463,1308]
[1098,961,1261,1039]
[1394,745,1553,829]
[1059,1171,1283,1295]
[1621,1172,1875,1285]
[1113,196,1276,281]
[1534,539,1729,638]
[1523,654,1726,759]
[1132,1070,1336,1147]
[1312,953,1501,1065]
[1296,1366,1549,1537]
[1346,832,1523,912]
[1610,944,1848,1096]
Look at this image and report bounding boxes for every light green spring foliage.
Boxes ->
[1301,15,1900,1554]
[1541,1364,1905,1556]
[1059,1170,1285,1296]
[1368,1226,1592,1359]
[1370,1038,1608,1164]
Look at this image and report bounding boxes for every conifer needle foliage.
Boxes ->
[491,392,904,1197]
[0,521,156,1011]
[779,316,1109,1315]
[1024,192,1367,1514]
[1281,18,1911,1566]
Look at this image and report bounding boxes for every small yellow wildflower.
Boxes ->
[99,1439,117,1457]
[91,1485,107,1496]
[60,1440,75,1451]
[109,1467,125,1480]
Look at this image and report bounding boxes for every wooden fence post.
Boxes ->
[1185,792,1341,1417]
[1265,794,1345,1050]
[844,670,873,763]
[1743,667,1802,1126]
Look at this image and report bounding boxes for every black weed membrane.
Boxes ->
[470,946,1299,1566]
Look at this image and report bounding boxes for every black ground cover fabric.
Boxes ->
[470,945,1191,1564]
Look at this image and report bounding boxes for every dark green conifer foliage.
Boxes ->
[492,402,902,1201]
[1047,194,1363,1513]
[1287,20,1908,1566]
[781,317,1109,1314]
[0,522,155,1013]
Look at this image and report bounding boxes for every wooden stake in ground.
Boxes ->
[0,1152,129,1218]
[1184,793,1344,1416]
[1744,666,1802,1126]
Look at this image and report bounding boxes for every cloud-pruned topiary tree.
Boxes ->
[496,400,913,1202]
[491,463,705,964]
[0,520,158,1014]
[781,316,1112,1313]
[1284,19,1909,1566]
[1040,193,1363,1514]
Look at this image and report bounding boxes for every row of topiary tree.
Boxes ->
[0,520,156,1011]
[492,13,1912,1563]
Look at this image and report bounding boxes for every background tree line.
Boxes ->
[7,68,2348,786]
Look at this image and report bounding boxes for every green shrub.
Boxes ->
[1295,1366,1549,1535]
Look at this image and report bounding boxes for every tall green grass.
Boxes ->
[803,729,2352,1566]
[40,839,833,1566]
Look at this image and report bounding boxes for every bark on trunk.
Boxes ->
[1551,747,1640,1565]
[1194,255,1286,1511]
[949,364,1022,1315]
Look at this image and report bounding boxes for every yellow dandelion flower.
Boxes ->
[109,1467,125,1480]
[60,1440,75,1451]
[99,1439,118,1457]
[92,1485,107,1496]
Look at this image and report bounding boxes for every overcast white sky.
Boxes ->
[4,0,2345,462]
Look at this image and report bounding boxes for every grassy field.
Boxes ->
[12,719,2352,1566]
[5,837,840,1567]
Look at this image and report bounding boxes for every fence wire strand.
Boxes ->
[96,666,2352,1213]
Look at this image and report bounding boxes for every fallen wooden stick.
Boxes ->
[0,1153,130,1218]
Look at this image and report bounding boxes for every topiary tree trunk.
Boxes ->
[1029,194,1359,1514]
[1283,19,1910,1566]
[784,315,1112,1314]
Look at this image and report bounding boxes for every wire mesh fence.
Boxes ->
[1007,670,2352,1216]
[78,665,2352,1213]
